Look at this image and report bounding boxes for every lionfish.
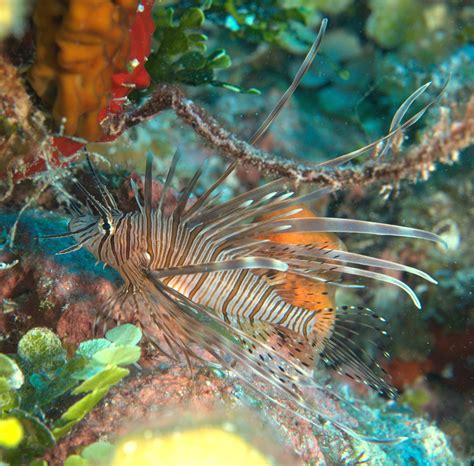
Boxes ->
[46,21,445,442]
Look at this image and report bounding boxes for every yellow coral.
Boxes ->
[0,0,29,39]
[28,0,138,141]
[0,417,23,449]
[111,427,271,466]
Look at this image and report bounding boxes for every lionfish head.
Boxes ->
[46,153,122,257]
[69,209,114,241]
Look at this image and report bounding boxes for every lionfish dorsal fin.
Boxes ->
[84,151,118,210]
[250,18,327,145]
[130,178,144,214]
[157,149,180,214]
[144,150,154,216]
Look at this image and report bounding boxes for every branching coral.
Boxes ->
[110,84,474,189]
[28,0,146,141]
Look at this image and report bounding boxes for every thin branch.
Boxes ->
[107,85,473,189]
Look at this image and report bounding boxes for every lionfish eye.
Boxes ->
[100,217,112,234]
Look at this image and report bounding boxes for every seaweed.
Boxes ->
[144,5,259,94]
[0,325,142,464]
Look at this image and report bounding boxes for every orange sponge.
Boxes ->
[28,0,139,141]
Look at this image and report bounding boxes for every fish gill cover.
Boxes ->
[0,0,472,464]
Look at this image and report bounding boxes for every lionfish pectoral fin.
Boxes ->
[236,319,316,371]
[149,257,288,280]
[96,282,201,365]
[143,273,404,444]
[259,241,437,284]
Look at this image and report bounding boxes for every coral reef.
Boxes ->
[46,363,460,465]
[0,320,142,464]
[0,174,467,464]
[0,0,472,463]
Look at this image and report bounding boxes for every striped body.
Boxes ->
[72,209,320,337]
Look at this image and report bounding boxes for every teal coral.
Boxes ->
[318,394,460,464]
[283,0,353,15]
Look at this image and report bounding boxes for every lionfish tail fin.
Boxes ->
[315,305,397,399]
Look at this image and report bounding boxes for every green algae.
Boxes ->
[0,325,143,464]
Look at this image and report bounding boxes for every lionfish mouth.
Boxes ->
[43,18,447,445]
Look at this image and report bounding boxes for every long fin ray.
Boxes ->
[258,242,436,284]
[157,149,180,213]
[74,180,110,217]
[189,178,291,226]
[316,82,433,168]
[130,178,144,215]
[293,262,421,308]
[377,82,431,159]
[175,162,205,218]
[149,257,288,280]
[256,218,446,247]
[85,151,118,210]
[183,161,237,220]
[250,18,328,145]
